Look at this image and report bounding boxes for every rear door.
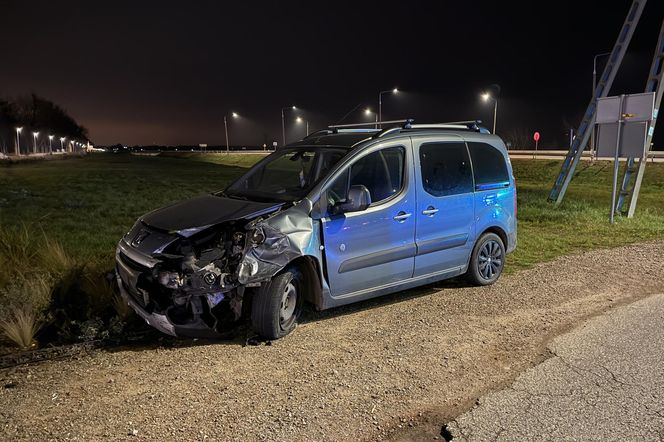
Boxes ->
[320,141,417,297]
[412,136,475,277]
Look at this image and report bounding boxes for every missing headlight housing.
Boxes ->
[248,228,265,247]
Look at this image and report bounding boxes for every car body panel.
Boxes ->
[411,135,476,277]
[320,139,417,297]
[142,194,283,234]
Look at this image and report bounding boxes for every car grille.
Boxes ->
[118,250,151,273]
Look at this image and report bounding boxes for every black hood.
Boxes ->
[141,194,283,235]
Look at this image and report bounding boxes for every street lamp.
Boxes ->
[224,112,239,153]
[15,127,22,156]
[48,135,54,154]
[281,105,296,146]
[60,137,66,151]
[32,132,39,154]
[365,108,378,129]
[590,51,612,158]
[481,92,498,134]
[378,88,398,128]
[296,116,309,136]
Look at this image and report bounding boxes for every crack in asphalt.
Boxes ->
[443,294,664,441]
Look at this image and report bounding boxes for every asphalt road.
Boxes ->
[445,293,664,441]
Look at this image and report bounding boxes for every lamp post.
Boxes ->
[591,51,612,159]
[15,127,22,156]
[378,88,398,128]
[281,105,296,146]
[296,116,309,136]
[365,108,378,129]
[481,92,498,134]
[32,132,39,154]
[60,137,65,152]
[224,112,239,153]
[48,135,54,154]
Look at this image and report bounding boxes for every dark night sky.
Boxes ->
[1,0,663,148]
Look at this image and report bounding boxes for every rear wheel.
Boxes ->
[251,268,303,339]
[466,233,505,286]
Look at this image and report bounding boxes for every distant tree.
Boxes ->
[13,94,88,140]
[0,100,19,154]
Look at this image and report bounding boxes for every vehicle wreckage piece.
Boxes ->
[115,196,321,338]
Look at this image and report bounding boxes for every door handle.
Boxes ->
[393,211,412,222]
[422,206,439,216]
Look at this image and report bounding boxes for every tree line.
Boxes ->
[0,94,88,155]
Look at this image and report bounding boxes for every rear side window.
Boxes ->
[468,142,509,185]
[419,142,473,197]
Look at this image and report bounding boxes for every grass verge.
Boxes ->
[0,153,662,350]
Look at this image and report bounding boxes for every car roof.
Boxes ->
[285,122,501,151]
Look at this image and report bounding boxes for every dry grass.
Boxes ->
[0,276,52,320]
[80,270,122,318]
[111,293,132,321]
[1,306,40,350]
[39,236,77,275]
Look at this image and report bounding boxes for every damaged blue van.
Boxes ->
[116,121,517,340]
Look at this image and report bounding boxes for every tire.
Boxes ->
[251,267,304,339]
[466,232,505,286]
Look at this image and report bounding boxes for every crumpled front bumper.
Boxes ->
[115,244,227,339]
[116,272,177,336]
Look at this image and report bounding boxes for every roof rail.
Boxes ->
[303,128,380,139]
[328,119,408,129]
[373,119,488,138]
[319,119,489,140]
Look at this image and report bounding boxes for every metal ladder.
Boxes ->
[548,0,647,204]
[615,19,664,217]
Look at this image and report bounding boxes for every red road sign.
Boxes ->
[533,132,541,142]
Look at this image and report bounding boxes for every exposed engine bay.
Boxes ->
[117,216,272,337]
[152,224,248,324]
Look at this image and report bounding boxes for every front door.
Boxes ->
[321,142,416,297]
[413,136,475,277]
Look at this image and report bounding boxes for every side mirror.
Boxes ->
[336,185,371,214]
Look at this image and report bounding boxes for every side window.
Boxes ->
[419,142,473,197]
[468,142,509,186]
[326,146,405,210]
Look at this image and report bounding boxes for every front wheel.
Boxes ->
[251,268,303,339]
[466,233,505,286]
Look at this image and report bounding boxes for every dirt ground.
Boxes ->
[1,241,663,441]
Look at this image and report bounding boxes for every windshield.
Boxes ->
[223,148,347,202]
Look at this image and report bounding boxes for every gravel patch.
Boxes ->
[1,241,663,441]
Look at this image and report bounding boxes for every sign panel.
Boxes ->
[596,92,655,124]
[596,121,649,158]
[533,132,540,142]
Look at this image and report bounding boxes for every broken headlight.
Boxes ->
[247,228,265,247]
